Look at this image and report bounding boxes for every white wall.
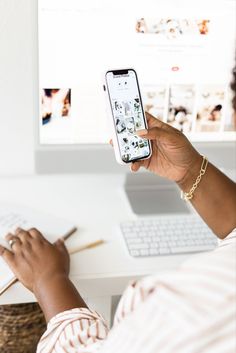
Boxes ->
[0,0,37,175]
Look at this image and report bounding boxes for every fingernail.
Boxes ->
[136,129,148,136]
[5,232,12,238]
[130,163,136,172]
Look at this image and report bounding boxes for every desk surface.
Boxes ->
[0,174,194,304]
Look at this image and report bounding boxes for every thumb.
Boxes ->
[136,127,169,141]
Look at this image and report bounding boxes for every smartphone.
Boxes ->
[104,69,152,164]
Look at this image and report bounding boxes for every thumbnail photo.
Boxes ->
[195,85,225,133]
[167,85,196,133]
[197,19,210,35]
[120,134,149,162]
[135,18,210,39]
[41,89,71,125]
[115,117,126,134]
[143,85,167,120]
[114,101,124,115]
[125,117,135,134]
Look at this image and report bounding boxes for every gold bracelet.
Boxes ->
[181,155,208,201]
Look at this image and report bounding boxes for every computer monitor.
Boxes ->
[35,0,236,177]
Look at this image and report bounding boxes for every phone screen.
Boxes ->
[106,69,151,163]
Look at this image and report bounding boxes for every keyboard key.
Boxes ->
[129,243,149,250]
[149,248,160,255]
[170,246,213,254]
[159,248,171,255]
[140,249,149,256]
[130,250,140,257]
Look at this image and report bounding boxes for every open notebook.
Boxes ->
[0,204,76,295]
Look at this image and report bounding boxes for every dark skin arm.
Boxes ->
[133,113,236,239]
[0,228,87,322]
[177,160,236,238]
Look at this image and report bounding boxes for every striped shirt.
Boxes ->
[37,229,236,353]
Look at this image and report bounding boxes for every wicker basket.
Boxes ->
[0,303,46,353]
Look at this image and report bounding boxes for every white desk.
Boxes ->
[0,174,192,321]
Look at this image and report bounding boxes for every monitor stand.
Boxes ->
[124,172,190,215]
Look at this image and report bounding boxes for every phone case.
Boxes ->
[103,68,152,165]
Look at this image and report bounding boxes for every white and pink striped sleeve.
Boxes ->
[113,278,156,326]
[37,308,108,353]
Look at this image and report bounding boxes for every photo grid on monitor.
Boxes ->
[38,0,236,145]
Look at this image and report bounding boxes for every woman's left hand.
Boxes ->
[0,228,70,292]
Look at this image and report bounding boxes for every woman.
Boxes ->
[0,85,236,353]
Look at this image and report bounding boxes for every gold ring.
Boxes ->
[8,239,18,248]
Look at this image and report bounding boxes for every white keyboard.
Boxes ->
[120,215,218,257]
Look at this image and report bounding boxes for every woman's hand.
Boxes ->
[0,228,69,292]
[132,112,202,184]
[0,228,87,322]
[125,112,236,238]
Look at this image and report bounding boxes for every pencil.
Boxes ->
[69,239,105,255]
[0,237,105,296]
[0,277,18,296]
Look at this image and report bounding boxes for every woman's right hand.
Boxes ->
[132,112,202,186]
[0,228,88,323]
[0,228,70,292]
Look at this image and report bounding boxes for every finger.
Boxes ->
[145,112,163,128]
[15,227,27,236]
[28,228,44,240]
[136,129,148,137]
[136,127,167,141]
[131,162,142,172]
[131,156,150,172]
[55,238,69,255]
[5,233,21,243]
[15,228,32,244]
[5,234,22,252]
[15,227,21,235]
[0,245,15,266]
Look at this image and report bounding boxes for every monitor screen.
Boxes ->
[38,0,236,145]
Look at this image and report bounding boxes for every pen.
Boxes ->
[61,226,78,241]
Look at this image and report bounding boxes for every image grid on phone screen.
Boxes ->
[107,70,150,162]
